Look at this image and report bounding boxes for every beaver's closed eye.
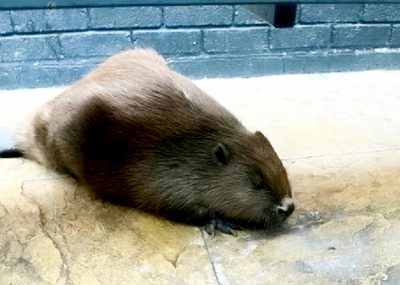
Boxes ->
[254,180,264,190]
[256,182,272,192]
[251,173,266,190]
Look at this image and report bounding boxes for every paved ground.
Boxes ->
[0,70,399,285]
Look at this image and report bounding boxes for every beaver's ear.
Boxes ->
[212,143,231,165]
[255,131,273,148]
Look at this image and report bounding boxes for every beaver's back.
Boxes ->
[19,48,243,188]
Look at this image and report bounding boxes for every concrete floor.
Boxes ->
[0,70,400,285]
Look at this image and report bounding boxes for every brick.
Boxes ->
[11,10,46,33]
[0,11,12,35]
[363,4,400,22]
[360,52,400,70]
[300,4,362,23]
[284,53,364,73]
[0,60,97,89]
[0,35,60,62]
[132,30,201,55]
[203,28,269,54]
[60,32,132,58]
[391,25,400,46]
[333,25,391,47]
[170,55,283,78]
[164,5,232,27]
[11,8,88,33]
[285,52,400,74]
[46,9,89,31]
[270,25,330,49]
[88,7,161,29]
[234,5,275,26]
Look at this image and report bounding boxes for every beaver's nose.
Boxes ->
[276,197,295,218]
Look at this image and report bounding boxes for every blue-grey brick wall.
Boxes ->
[270,25,330,49]
[0,11,12,35]
[11,9,89,33]
[299,4,363,23]
[88,7,162,29]
[362,4,400,22]
[0,3,400,89]
[203,28,269,53]
[0,35,60,62]
[164,6,233,27]
[132,30,201,55]
[333,25,392,48]
[391,25,400,46]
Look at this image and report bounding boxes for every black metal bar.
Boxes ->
[1,0,400,9]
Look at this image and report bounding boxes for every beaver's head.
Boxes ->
[152,128,294,231]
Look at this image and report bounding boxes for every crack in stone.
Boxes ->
[282,147,400,161]
[163,246,188,268]
[17,256,48,284]
[359,271,388,284]
[73,260,103,285]
[383,207,400,221]
[58,235,74,285]
[20,181,71,285]
[382,263,400,284]
[200,230,222,285]
[352,222,374,244]
[37,214,70,285]
[22,175,70,183]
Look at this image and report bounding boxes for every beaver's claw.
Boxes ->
[204,216,241,236]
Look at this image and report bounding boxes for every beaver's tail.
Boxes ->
[0,149,23,158]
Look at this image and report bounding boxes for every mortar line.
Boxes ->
[200,230,222,285]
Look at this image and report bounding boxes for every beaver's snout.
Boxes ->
[276,197,295,219]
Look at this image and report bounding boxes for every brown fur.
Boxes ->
[15,49,294,233]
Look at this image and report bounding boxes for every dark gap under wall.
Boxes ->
[274,3,297,28]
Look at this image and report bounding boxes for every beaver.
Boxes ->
[2,49,294,235]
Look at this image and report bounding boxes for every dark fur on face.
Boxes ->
[12,49,294,235]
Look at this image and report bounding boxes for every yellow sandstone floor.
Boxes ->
[1,70,400,285]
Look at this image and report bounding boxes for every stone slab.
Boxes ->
[204,151,400,285]
[0,166,217,285]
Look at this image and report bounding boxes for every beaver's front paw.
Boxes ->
[204,216,241,236]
